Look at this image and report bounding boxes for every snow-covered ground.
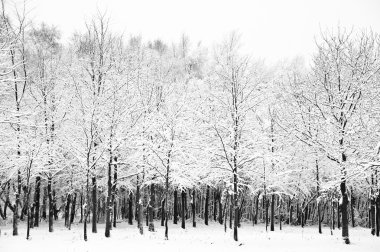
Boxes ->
[1,220,379,252]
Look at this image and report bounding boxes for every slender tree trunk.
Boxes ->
[136,175,143,235]
[149,184,155,231]
[192,190,196,227]
[255,194,259,225]
[174,189,178,224]
[71,193,77,224]
[337,202,341,229]
[233,171,238,241]
[161,198,165,227]
[181,190,186,229]
[48,176,53,232]
[105,161,112,238]
[112,157,118,228]
[92,176,97,233]
[65,194,71,228]
[33,176,40,227]
[218,194,223,224]
[332,201,335,230]
[265,198,269,231]
[128,192,133,225]
[229,194,233,229]
[213,190,217,222]
[289,201,293,225]
[376,194,380,236]
[42,187,47,220]
[270,194,275,231]
[350,187,355,227]
[205,185,210,225]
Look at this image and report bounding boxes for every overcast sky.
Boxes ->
[11,0,380,63]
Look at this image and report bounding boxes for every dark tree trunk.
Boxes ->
[265,198,269,231]
[332,201,335,230]
[318,200,322,234]
[161,198,165,226]
[30,204,34,229]
[148,184,155,231]
[181,190,186,229]
[337,203,341,229]
[105,161,112,238]
[84,206,88,241]
[340,180,350,244]
[92,176,97,233]
[289,201,293,225]
[112,157,117,228]
[42,187,47,220]
[174,189,178,224]
[205,185,209,225]
[192,190,196,227]
[229,194,233,229]
[233,172,238,241]
[213,190,217,222]
[33,176,41,227]
[65,194,71,228]
[270,194,275,231]
[71,193,77,224]
[128,192,133,225]
[218,195,223,224]
[13,170,21,236]
[26,204,31,240]
[376,194,380,236]
[350,188,355,227]
[136,175,143,235]
[48,177,53,232]
[254,194,259,225]
[53,190,58,221]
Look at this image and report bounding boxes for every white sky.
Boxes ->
[11,0,380,63]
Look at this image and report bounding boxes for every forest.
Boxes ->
[0,0,380,250]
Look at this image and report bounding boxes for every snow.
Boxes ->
[1,220,379,252]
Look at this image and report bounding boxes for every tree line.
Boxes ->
[0,2,380,244]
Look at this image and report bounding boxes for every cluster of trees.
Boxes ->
[1,2,380,244]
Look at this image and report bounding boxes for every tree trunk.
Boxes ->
[205,185,210,225]
[265,198,269,231]
[181,190,186,229]
[213,190,217,222]
[42,187,47,220]
[350,188,355,227]
[149,184,155,231]
[105,161,112,238]
[233,172,238,241]
[192,190,196,227]
[255,194,259,225]
[128,192,133,225]
[33,176,41,227]
[161,198,165,226]
[71,193,77,224]
[218,194,223,224]
[229,194,233,229]
[340,180,350,244]
[92,177,97,233]
[112,157,118,228]
[376,194,380,236]
[270,194,275,231]
[289,201,293,225]
[48,176,53,232]
[65,194,71,228]
[174,189,178,224]
[136,175,143,235]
